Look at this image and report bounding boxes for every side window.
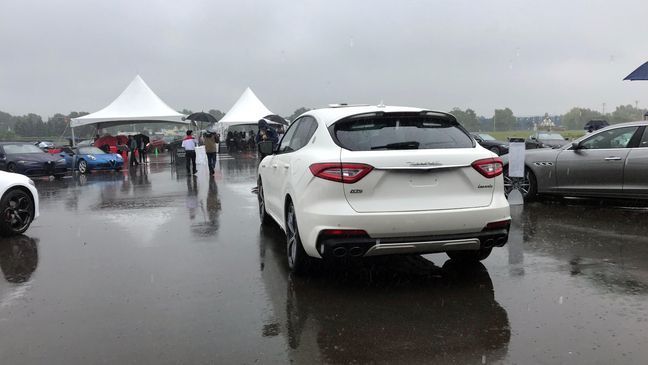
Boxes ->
[288,117,318,151]
[580,127,638,150]
[277,120,300,153]
[638,127,648,148]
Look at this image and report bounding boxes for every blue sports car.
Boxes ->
[59,146,123,173]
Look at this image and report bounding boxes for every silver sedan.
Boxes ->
[502,121,648,200]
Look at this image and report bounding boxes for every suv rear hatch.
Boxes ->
[331,111,498,213]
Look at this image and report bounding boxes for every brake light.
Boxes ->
[472,158,503,178]
[309,163,373,183]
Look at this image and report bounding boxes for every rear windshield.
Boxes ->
[332,113,473,151]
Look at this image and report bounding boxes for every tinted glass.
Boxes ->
[3,144,44,154]
[637,127,648,148]
[478,134,496,141]
[580,126,638,149]
[288,117,318,151]
[333,113,472,151]
[277,121,299,153]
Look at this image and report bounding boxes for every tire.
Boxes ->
[7,163,16,173]
[78,159,88,174]
[503,166,537,202]
[0,188,35,236]
[489,146,500,155]
[446,247,493,262]
[285,200,310,274]
[257,177,272,225]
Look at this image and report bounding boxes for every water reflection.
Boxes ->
[184,175,222,237]
[258,225,510,364]
[515,201,648,295]
[0,235,39,283]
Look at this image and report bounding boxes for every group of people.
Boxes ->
[225,130,256,152]
[181,130,220,175]
[126,134,150,167]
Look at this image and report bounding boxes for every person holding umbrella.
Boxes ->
[202,130,218,175]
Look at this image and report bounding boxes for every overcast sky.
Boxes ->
[1,0,648,118]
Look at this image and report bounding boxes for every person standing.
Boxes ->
[128,135,139,166]
[182,130,198,174]
[203,131,218,175]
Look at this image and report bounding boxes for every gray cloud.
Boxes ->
[1,0,647,118]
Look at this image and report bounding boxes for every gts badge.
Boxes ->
[477,184,493,189]
[349,189,363,194]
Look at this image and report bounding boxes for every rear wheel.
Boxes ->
[503,167,537,201]
[0,189,34,236]
[489,146,500,155]
[78,159,88,174]
[257,178,272,225]
[285,201,310,274]
[446,247,493,262]
[7,163,16,173]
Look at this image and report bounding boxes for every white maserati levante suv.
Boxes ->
[257,105,510,273]
[0,171,39,236]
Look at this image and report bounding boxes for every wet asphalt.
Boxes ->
[1,153,647,364]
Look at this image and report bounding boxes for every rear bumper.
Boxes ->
[297,194,511,258]
[316,228,508,259]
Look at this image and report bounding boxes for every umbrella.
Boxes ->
[183,112,219,124]
[624,61,648,80]
[263,114,289,125]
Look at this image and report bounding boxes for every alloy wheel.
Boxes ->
[286,205,298,267]
[79,160,87,174]
[3,191,33,233]
[503,170,531,197]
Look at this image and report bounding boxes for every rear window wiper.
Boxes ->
[370,141,420,150]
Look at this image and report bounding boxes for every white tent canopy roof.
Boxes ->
[71,75,189,128]
[218,88,274,129]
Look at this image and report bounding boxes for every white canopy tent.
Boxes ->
[70,75,189,144]
[217,87,280,134]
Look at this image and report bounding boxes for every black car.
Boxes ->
[0,142,67,178]
[525,131,569,149]
[471,133,509,155]
[584,119,609,132]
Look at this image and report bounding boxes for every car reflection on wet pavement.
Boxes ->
[0,155,647,364]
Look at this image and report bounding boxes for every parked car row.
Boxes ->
[0,142,123,178]
[501,121,648,201]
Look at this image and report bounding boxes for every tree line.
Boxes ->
[0,104,645,139]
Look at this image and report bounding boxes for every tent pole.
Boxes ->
[71,127,76,147]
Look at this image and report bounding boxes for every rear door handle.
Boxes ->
[283,164,290,169]
[604,157,622,161]
[272,164,278,168]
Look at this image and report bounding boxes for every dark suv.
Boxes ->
[584,120,609,132]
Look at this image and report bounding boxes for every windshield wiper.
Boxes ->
[370,141,420,150]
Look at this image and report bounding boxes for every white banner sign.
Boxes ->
[508,142,526,178]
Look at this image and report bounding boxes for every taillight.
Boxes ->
[472,158,503,178]
[309,163,373,183]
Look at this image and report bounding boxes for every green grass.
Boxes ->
[487,130,585,141]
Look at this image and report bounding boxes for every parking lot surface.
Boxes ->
[1,155,647,364]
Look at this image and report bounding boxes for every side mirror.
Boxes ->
[571,141,580,150]
[258,141,274,155]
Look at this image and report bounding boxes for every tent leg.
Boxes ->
[71,127,76,147]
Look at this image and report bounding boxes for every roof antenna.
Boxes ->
[377,100,385,108]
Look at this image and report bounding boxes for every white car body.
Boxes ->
[0,171,40,224]
[258,105,510,266]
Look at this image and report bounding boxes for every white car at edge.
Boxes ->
[0,171,39,236]
[257,105,510,273]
